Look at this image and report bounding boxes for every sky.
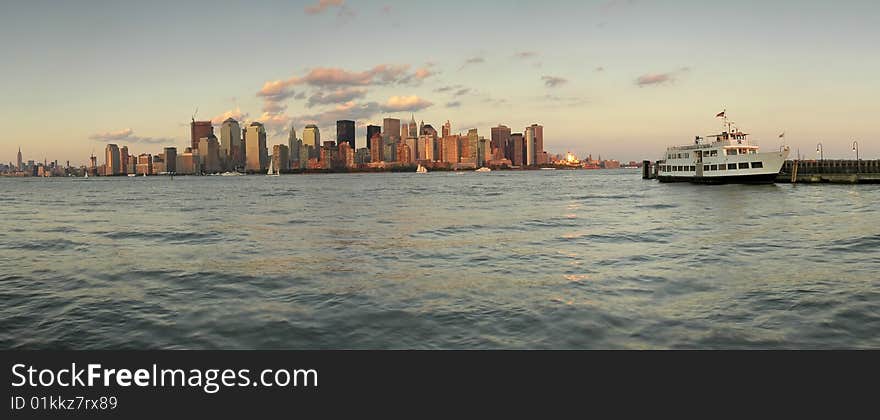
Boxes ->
[1,0,878,165]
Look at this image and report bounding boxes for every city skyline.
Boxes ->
[2,0,878,165]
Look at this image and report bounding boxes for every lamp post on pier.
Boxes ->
[852,140,859,173]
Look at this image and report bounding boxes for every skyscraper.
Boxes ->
[272,144,290,173]
[245,122,268,172]
[303,124,320,157]
[529,124,544,164]
[465,128,479,164]
[525,125,536,166]
[16,147,22,171]
[164,147,177,173]
[120,146,129,175]
[510,133,524,166]
[383,118,401,144]
[190,120,213,150]
[198,135,221,173]
[491,125,511,160]
[366,125,381,150]
[104,144,121,175]
[370,132,383,162]
[442,120,451,138]
[336,120,355,150]
[409,114,418,138]
[220,118,242,169]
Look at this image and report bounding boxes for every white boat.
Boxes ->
[657,112,789,184]
[220,171,244,177]
[128,174,136,177]
[416,164,428,173]
[267,159,280,177]
[476,167,492,172]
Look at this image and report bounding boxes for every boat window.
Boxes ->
[739,162,749,169]
[751,162,763,169]
[690,166,695,171]
[718,164,726,171]
[728,164,737,170]
[703,165,710,171]
[728,149,737,155]
[710,165,718,170]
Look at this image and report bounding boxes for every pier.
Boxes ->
[777,160,880,184]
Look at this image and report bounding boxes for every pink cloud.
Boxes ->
[305,0,344,15]
[635,73,674,87]
[382,96,433,112]
[211,107,249,125]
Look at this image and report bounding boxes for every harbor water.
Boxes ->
[1,170,877,349]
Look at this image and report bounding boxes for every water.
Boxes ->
[1,170,878,349]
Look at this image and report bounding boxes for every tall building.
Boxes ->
[136,153,153,175]
[164,147,177,173]
[287,124,298,162]
[338,142,354,168]
[190,120,213,150]
[408,114,418,138]
[491,125,511,160]
[525,126,537,166]
[370,133,383,162]
[464,129,479,164]
[404,137,417,163]
[442,120,451,138]
[418,135,434,161]
[272,144,290,173]
[396,142,413,165]
[302,124,320,155]
[220,118,242,169]
[245,122,268,172]
[366,125,381,150]
[320,141,336,169]
[442,135,460,163]
[401,123,409,140]
[383,118,401,144]
[119,146,134,174]
[104,144,121,175]
[510,133,524,166]
[16,147,22,171]
[176,149,201,175]
[198,135,221,173]
[529,124,544,164]
[336,120,355,150]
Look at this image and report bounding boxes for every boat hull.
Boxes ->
[658,172,779,184]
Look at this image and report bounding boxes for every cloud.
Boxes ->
[434,85,462,93]
[513,51,539,59]
[601,0,637,13]
[595,66,605,72]
[382,96,433,112]
[413,67,434,80]
[298,102,382,128]
[460,56,485,70]
[307,88,368,107]
[256,112,292,135]
[305,0,344,15]
[381,5,392,14]
[446,101,462,108]
[257,80,298,101]
[262,101,288,114]
[454,88,471,96]
[635,73,674,87]
[211,107,250,125]
[89,128,173,145]
[542,76,569,88]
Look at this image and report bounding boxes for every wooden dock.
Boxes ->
[777,160,880,184]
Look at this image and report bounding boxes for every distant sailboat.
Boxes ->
[416,164,428,173]
[267,159,280,176]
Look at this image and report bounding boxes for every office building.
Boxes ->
[303,124,320,156]
[383,118,400,144]
[336,120,355,150]
[190,120,213,150]
[245,122,268,172]
[370,133,383,162]
[272,144,290,173]
[510,133,524,166]
[104,144,121,175]
[220,118,242,169]
[491,125,511,160]
[366,125,381,150]
[136,153,153,175]
[164,147,177,173]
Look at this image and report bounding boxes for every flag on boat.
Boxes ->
[715,110,726,118]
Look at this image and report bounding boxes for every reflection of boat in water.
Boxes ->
[540,167,556,170]
[416,164,428,173]
[220,171,244,176]
[476,167,491,172]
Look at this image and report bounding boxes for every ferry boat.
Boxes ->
[475,167,492,172]
[657,112,789,184]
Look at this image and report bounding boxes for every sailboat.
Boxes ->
[416,164,428,173]
[267,159,280,177]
